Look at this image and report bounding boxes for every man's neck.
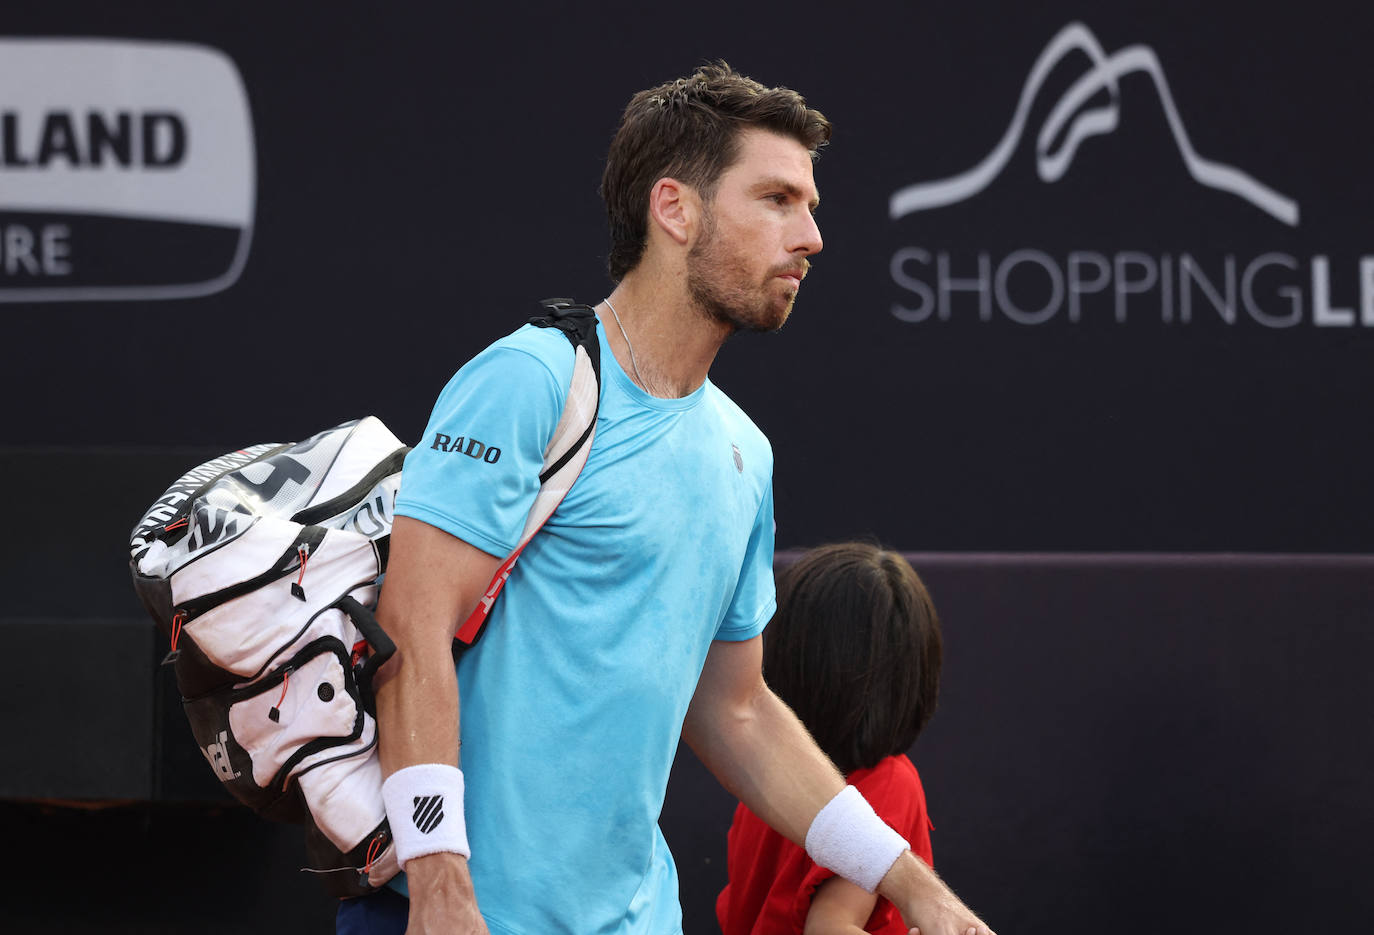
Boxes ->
[598,266,731,399]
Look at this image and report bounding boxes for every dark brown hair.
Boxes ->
[764,543,943,775]
[600,60,831,282]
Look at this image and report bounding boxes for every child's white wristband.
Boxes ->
[381,763,470,870]
[804,785,910,893]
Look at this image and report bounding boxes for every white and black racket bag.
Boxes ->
[128,301,601,897]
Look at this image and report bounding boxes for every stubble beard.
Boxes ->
[686,212,797,335]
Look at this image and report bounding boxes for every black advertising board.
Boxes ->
[4,1,1371,554]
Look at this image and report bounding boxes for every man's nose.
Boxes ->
[793,211,823,256]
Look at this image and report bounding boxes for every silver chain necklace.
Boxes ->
[603,297,649,390]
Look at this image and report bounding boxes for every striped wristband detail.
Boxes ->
[381,763,469,870]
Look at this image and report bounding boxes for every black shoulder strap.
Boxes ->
[451,299,603,654]
[529,299,602,484]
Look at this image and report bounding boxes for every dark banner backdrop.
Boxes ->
[5,0,1371,553]
[3,2,1372,933]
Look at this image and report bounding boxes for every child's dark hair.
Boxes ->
[763,543,943,775]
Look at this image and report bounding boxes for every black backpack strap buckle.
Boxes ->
[530,297,599,344]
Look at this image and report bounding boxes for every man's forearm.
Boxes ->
[715,701,994,935]
[366,517,502,933]
[372,516,501,774]
[683,641,846,845]
[373,638,462,773]
[685,638,995,935]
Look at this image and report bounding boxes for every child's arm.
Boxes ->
[803,877,879,934]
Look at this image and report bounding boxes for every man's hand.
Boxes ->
[403,852,489,935]
[880,851,995,935]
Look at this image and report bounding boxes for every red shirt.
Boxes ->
[716,754,935,935]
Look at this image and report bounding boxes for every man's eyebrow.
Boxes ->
[753,177,821,209]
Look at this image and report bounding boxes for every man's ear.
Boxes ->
[647,177,699,246]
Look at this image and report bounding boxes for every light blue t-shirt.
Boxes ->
[393,317,776,935]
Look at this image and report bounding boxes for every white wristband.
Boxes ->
[381,763,470,870]
[804,785,910,893]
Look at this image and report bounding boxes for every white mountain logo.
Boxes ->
[888,22,1299,227]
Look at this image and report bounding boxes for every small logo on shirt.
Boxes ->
[732,443,743,473]
[412,794,445,833]
[431,432,502,464]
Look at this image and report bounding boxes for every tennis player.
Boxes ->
[355,62,996,935]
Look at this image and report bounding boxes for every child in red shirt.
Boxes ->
[716,544,943,935]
